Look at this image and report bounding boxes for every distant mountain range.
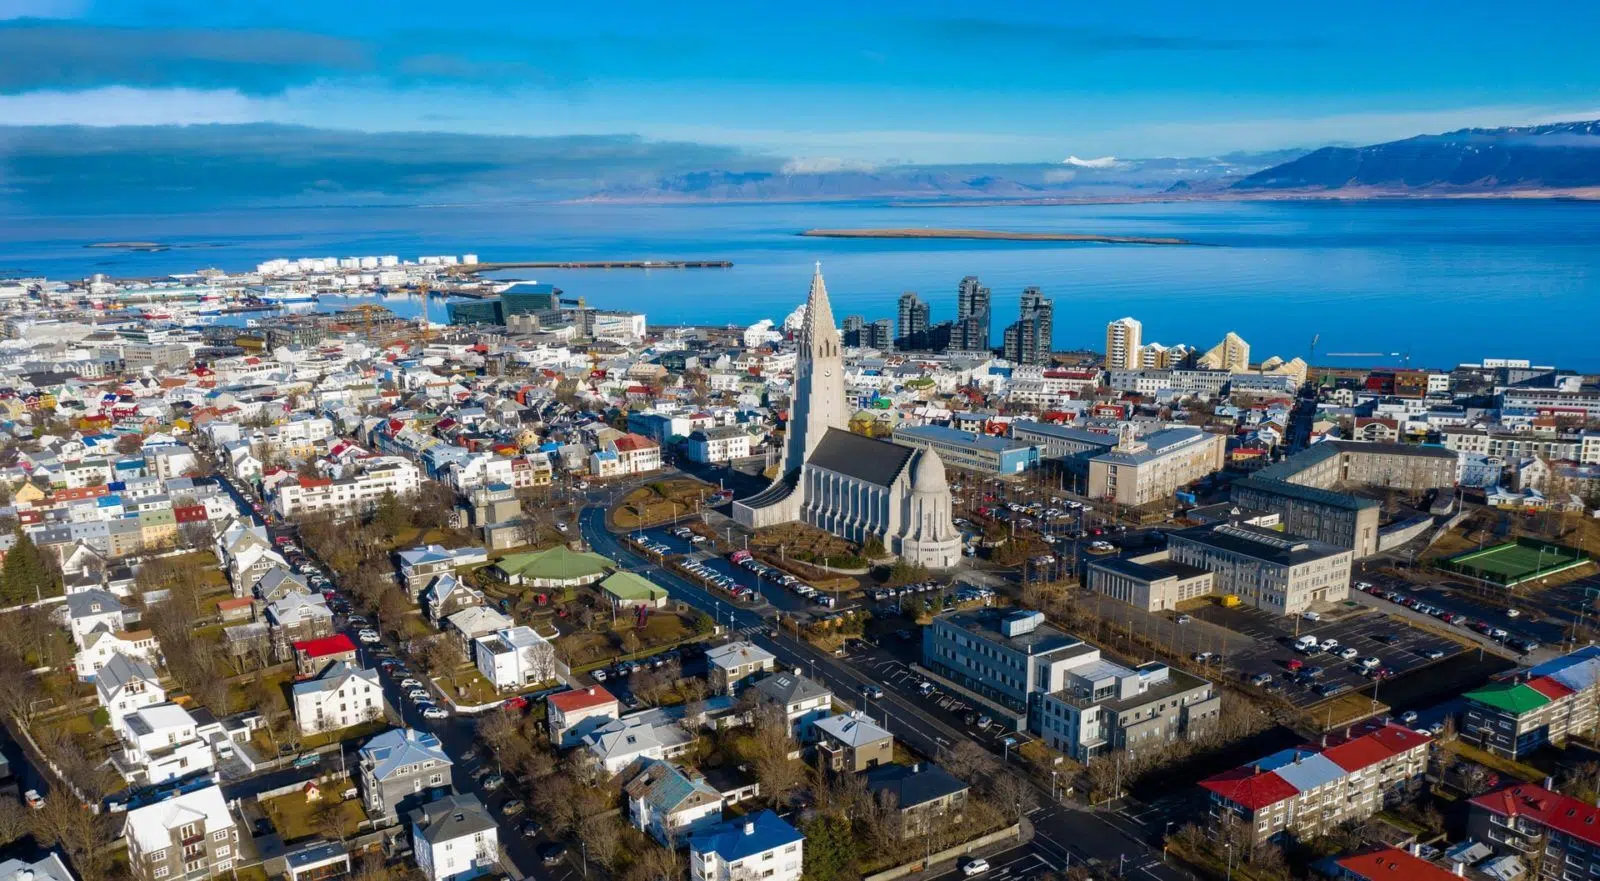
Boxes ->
[1227,121,1600,194]
[588,152,1308,202]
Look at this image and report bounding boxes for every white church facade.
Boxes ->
[733,267,962,569]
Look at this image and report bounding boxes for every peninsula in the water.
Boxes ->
[798,228,1192,245]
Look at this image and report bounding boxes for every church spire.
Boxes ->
[802,262,838,352]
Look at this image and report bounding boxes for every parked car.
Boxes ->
[1338,647,1359,661]
[520,820,542,839]
[421,705,448,720]
[539,843,568,865]
[500,799,526,817]
[23,790,44,809]
[1423,648,1446,660]
[962,858,990,877]
[357,628,381,644]
[1250,672,1274,687]
[292,753,322,769]
[480,773,505,791]
[1176,614,1193,624]
[863,685,884,699]
[1400,710,1419,725]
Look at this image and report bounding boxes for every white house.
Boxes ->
[689,811,805,881]
[624,758,725,846]
[291,662,384,735]
[96,652,166,728]
[116,702,215,785]
[472,626,555,691]
[64,589,130,648]
[75,628,161,681]
[410,793,499,881]
[0,854,76,881]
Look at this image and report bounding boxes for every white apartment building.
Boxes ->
[125,784,240,881]
[686,426,752,464]
[1104,318,1143,371]
[474,626,556,691]
[272,457,421,519]
[291,662,384,735]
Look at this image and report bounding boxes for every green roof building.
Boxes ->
[490,546,613,587]
[599,571,669,609]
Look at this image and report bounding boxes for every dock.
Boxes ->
[449,259,732,274]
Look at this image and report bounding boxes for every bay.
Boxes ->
[3,199,1598,370]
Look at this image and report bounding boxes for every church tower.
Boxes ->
[782,264,848,474]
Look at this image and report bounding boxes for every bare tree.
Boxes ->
[748,704,803,804]
[0,795,28,847]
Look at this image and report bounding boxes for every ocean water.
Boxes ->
[3,199,1599,370]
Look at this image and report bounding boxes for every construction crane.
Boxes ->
[417,279,433,345]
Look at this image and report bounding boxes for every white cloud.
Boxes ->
[0,86,271,125]
[0,0,87,19]
[780,156,878,174]
[1062,155,1121,168]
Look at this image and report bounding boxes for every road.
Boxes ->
[579,505,1196,881]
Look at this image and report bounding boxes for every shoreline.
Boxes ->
[798,228,1192,245]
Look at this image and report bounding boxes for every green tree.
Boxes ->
[1,527,55,604]
[800,814,861,881]
[373,490,406,536]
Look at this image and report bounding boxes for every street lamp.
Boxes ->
[1225,841,1234,881]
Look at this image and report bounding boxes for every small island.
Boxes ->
[799,228,1192,245]
[86,241,170,251]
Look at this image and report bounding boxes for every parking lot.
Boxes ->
[1357,572,1551,653]
[635,527,853,616]
[1193,603,1463,709]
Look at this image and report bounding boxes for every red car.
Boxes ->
[502,696,529,712]
[1286,658,1304,672]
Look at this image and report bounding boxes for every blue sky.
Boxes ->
[2,0,1598,163]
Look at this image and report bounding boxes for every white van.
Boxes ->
[1294,635,1319,652]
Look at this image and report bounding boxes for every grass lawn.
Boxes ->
[301,719,387,751]
[1443,740,1550,783]
[614,479,713,528]
[1303,692,1388,732]
[263,782,367,842]
[435,666,502,707]
[226,667,295,716]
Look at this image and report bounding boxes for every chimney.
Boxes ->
[587,687,595,695]
[743,821,755,835]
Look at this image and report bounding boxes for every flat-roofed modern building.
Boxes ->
[1166,522,1352,615]
[1086,552,1215,612]
[1086,426,1225,507]
[1232,440,1457,559]
[922,608,1096,726]
[891,424,1039,476]
[1036,656,1217,762]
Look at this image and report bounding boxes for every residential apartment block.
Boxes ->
[359,728,454,824]
[1470,782,1600,881]
[271,457,421,519]
[1200,723,1432,845]
[1462,646,1600,759]
[125,784,241,881]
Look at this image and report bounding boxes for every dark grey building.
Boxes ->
[896,292,930,350]
[953,276,991,352]
[866,319,894,351]
[358,728,454,824]
[865,763,970,838]
[1002,287,1053,365]
[842,314,866,347]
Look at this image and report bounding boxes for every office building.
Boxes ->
[896,292,930,350]
[1086,553,1215,612]
[1461,646,1600,759]
[1085,426,1225,507]
[1166,522,1352,615]
[1104,317,1143,370]
[922,609,1093,725]
[891,424,1039,476]
[1200,722,1432,845]
[1035,654,1217,762]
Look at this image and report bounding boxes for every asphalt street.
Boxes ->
[579,505,1197,881]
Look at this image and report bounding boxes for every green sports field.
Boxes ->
[1445,540,1589,585]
